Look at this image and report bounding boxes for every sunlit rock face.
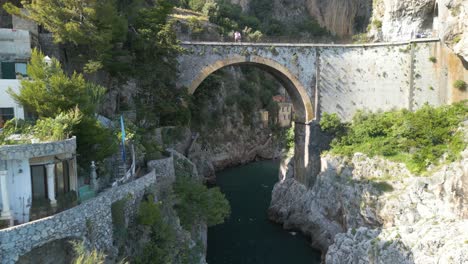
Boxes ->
[269,124,468,262]
[305,0,373,36]
[437,0,468,62]
[367,0,436,41]
[369,0,467,61]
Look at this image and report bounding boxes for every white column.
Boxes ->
[69,157,78,192]
[45,163,57,206]
[0,170,12,220]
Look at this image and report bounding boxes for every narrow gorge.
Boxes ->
[0,0,467,263]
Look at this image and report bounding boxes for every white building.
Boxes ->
[0,137,78,226]
[0,14,80,227]
[0,9,37,128]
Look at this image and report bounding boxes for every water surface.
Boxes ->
[207,160,321,264]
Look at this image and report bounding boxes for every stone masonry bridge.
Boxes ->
[177,38,463,186]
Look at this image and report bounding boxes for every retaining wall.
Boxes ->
[0,156,174,264]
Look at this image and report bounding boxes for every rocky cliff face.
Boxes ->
[304,0,373,36]
[369,0,468,62]
[269,143,468,262]
[229,0,467,61]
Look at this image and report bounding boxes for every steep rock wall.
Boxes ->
[369,0,468,62]
[305,0,372,36]
[268,145,468,261]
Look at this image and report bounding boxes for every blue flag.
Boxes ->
[120,115,126,162]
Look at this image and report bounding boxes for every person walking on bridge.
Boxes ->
[234,31,242,43]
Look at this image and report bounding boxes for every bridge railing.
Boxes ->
[178,33,440,45]
[179,33,347,44]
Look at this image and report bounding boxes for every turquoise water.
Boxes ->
[207,160,322,264]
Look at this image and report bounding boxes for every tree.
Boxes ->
[9,49,118,166]
[4,0,127,46]
[8,49,105,118]
[131,1,191,127]
[173,176,230,230]
[4,0,128,73]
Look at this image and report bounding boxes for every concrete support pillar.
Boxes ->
[294,121,321,188]
[0,170,13,224]
[45,163,57,206]
[294,123,308,186]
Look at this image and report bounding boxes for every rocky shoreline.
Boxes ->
[268,150,468,263]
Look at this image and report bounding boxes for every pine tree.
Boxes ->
[4,0,127,47]
[8,49,105,118]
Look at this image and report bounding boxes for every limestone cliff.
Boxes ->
[228,0,467,61]
[304,0,372,36]
[369,0,468,62]
[230,0,372,36]
[269,127,468,262]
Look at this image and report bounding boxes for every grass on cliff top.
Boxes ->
[321,101,468,174]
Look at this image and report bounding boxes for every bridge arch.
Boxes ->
[188,55,316,185]
[187,55,315,123]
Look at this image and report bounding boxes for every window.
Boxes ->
[0,108,14,128]
[15,63,27,77]
[1,62,27,79]
[1,62,15,79]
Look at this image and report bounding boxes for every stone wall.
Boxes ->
[0,137,76,161]
[318,41,456,118]
[0,155,175,264]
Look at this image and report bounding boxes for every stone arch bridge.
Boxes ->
[177,38,461,186]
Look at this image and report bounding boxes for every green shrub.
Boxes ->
[136,195,178,264]
[173,176,230,230]
[429,56,437,63]
[320,112,347,136]
[454,80,467,91]
[352,33,369,43]
[285,124,295,151]
[453,35,461,43]
[268,46,279,56]
[111,198,128,250]
[372,19,382,29]
[72,241,105,264]
[328,102,467,174]
[143,141,164,161]
[33,107,82,141]
[372,181,394,193]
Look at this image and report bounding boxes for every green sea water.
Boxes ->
[207,160,322,264]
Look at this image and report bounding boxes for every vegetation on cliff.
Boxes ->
[175,0,328,38]
[321,102,467,174]
[174,176,230,230]
[5,0,189,128]
[190,66,280,130]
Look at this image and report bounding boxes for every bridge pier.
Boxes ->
[294,121,322,188]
